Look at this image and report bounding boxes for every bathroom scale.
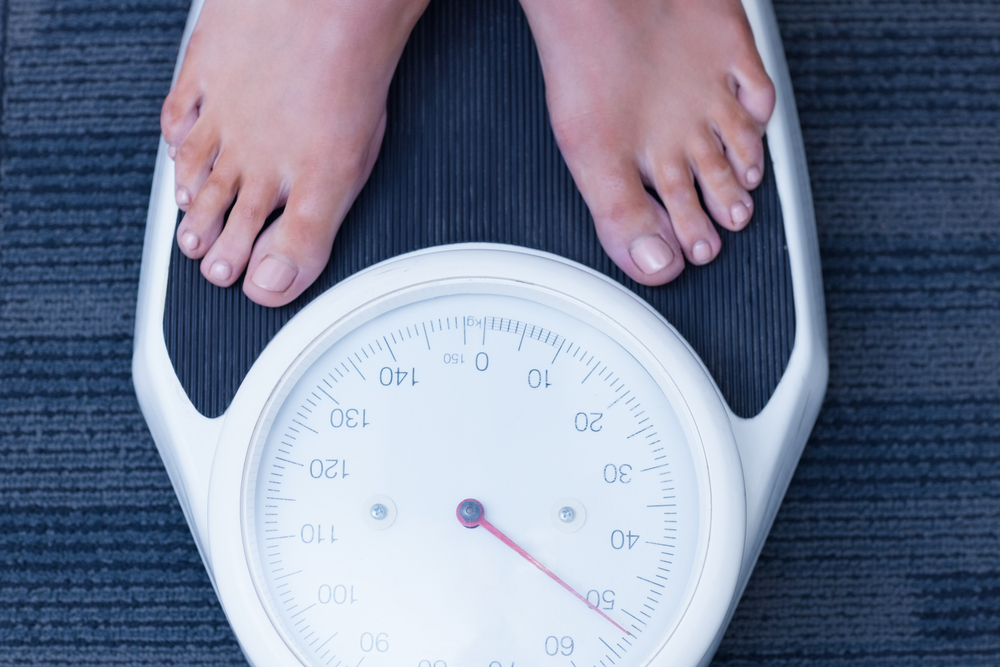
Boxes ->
[133,0,827,665]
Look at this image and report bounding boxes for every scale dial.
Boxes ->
[210,246,746,667]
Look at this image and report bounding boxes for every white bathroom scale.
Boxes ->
[133,0,827,665]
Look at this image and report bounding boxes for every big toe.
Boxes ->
[242,196,342,308]
[583,161,686,286]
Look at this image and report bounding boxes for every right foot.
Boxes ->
[519,0,776,285]
[161,0,428,306]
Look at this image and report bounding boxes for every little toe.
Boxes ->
[650,162,722,266]
[199,180,281,287]
[715,9,776,130]
[732,57,776,130]
[162,61,208,161]
[175,158,240,259]
[161,75,201,155]
[242,190,342,307]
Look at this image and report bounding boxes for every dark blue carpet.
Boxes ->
[1,0,998,664]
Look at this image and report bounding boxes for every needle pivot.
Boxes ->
[455,498,631,636]
[457,499,484,527]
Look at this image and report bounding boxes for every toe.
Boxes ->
[713,96,767,192]
[175,155,240,259]
[199,179,282,287]
[732,57,776,130]
[689,134,754,232]
[173,119,220,211]
[725,16,776,129]
[578,157,685,285]
[161,72,201,160]
[242,184,344,307]
[648,157,722,267]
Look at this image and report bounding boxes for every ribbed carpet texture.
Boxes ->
[1,0,998,665]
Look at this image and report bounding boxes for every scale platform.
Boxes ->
[133,1,827,665]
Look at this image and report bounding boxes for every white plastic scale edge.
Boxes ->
[132,0,828,664]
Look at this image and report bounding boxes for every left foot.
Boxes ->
[519,0,776,284]
[160,0,429,306]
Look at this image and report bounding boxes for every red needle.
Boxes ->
[456,498,631,636]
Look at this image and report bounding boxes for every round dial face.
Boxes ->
[242,287,709,667]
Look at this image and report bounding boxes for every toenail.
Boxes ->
[209,260,232,282]
[731,201,751,227]
[630,235,675,275]
[746,166,762,186]
[251,256,298,293]
[180,231,199,252]
[168,145,177,160]
[176,187,191,207]
[692,240,714,265]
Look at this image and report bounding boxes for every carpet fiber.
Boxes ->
[1,0,998,664]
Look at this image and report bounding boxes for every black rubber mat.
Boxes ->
[162,1,794,420]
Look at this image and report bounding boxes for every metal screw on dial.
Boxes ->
[459,499,483,524]
[558,506,575,523]
[370,503,388,520]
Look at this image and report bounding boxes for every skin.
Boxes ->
[161,0,775,306]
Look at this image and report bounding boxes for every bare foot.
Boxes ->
[519,0,775,284]
[161,0,428,306]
